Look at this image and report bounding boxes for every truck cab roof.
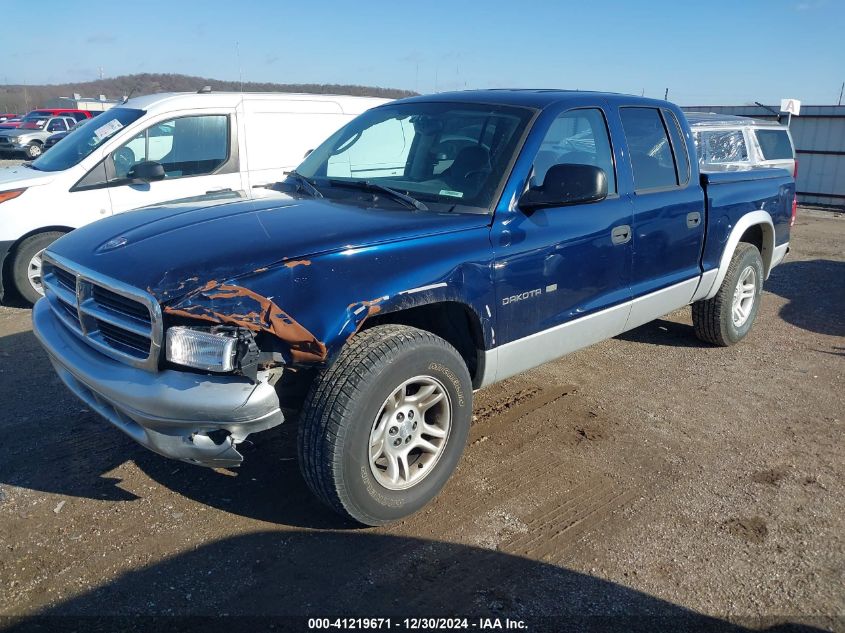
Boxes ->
[391,89,673,111]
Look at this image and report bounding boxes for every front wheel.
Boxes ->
[692,242,764,346]
[12,231,66,304]
[297,324,472,525]
[24,143,42,159]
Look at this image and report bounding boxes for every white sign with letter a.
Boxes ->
[780,99,801,116]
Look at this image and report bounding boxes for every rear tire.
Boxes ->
[12,231,65,305]
[692,242,764,346]
[297,324,472,526]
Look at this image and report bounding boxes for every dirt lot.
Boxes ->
[0,211,842,631]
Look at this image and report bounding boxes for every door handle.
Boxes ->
[611,224,632,245]
[686,212,702,229]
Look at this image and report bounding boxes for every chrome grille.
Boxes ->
[41,252,163,371]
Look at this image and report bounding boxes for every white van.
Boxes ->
[0,91,389,303]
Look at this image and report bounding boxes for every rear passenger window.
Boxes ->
[754,129,793,160]
[531,108,616,193]
[620,107,677,190]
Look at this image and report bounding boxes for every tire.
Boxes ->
[24,142,42,159]
[692,242,764,346]
[297,324,472,526]
[12,231,65,304]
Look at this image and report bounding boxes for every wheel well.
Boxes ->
[738,222,774,277]
[362,301,485,383]
[739,225,763,252]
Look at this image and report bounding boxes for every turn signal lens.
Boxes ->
[790,195,798,227]
[0,188,26,204]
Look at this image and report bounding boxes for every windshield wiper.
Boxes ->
[22,162,40,170]
[327,179,428,211]
[283,170,323,198]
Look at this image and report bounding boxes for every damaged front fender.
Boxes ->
[165,280,327,363]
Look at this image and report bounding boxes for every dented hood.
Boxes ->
[47,191,491,303]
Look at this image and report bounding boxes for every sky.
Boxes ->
[3,0,844,106]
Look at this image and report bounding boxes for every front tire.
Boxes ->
[24,142,42,159]
[12,231,65,304]
[297,324,472,525]
[692,242,764,346]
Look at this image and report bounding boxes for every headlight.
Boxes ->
[0,189,26,204]
[166,326,238,372]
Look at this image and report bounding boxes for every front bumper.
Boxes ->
[32,298,284,468]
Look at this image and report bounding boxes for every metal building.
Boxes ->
[682,105,845,209]
[44,94,120,113]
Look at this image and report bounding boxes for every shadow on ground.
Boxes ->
[3,531,830,632]
[765,259,845,337]
[617,318,709,349]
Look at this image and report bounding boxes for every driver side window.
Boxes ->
[532,108,617,193]
[110,115,228,180]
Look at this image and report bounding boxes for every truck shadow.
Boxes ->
[616,318,708,349]
[4,530,829,632]
[764,259,845,337]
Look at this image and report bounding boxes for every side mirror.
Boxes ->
[131,160,166,183]
[519,163,608,211]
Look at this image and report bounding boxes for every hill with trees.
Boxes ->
[0,73,416,112]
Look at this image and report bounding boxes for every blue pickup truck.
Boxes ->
[32,90,795,525]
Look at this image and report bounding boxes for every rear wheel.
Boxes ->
[12,231,65,304]
[692,242,764,346]
[297,324,472,525]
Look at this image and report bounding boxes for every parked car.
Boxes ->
[687,112,797,177]
[0,116,77,159]
[0,91,389,303]
[22,108,95,123]
[31,90,795,525]
[0,117,22,130]
[43,119,86,151]
[0,113,18,123]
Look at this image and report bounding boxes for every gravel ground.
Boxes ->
[0,210,842,631]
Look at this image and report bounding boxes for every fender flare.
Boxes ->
[701,210,775,301]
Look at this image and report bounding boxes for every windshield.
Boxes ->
[31,107,145,172]
[294,102,534,211]
[21,117,49,130]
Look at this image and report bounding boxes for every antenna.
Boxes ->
[838,81,844,106]
[754,101,782,123]
[664,88,669,100]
